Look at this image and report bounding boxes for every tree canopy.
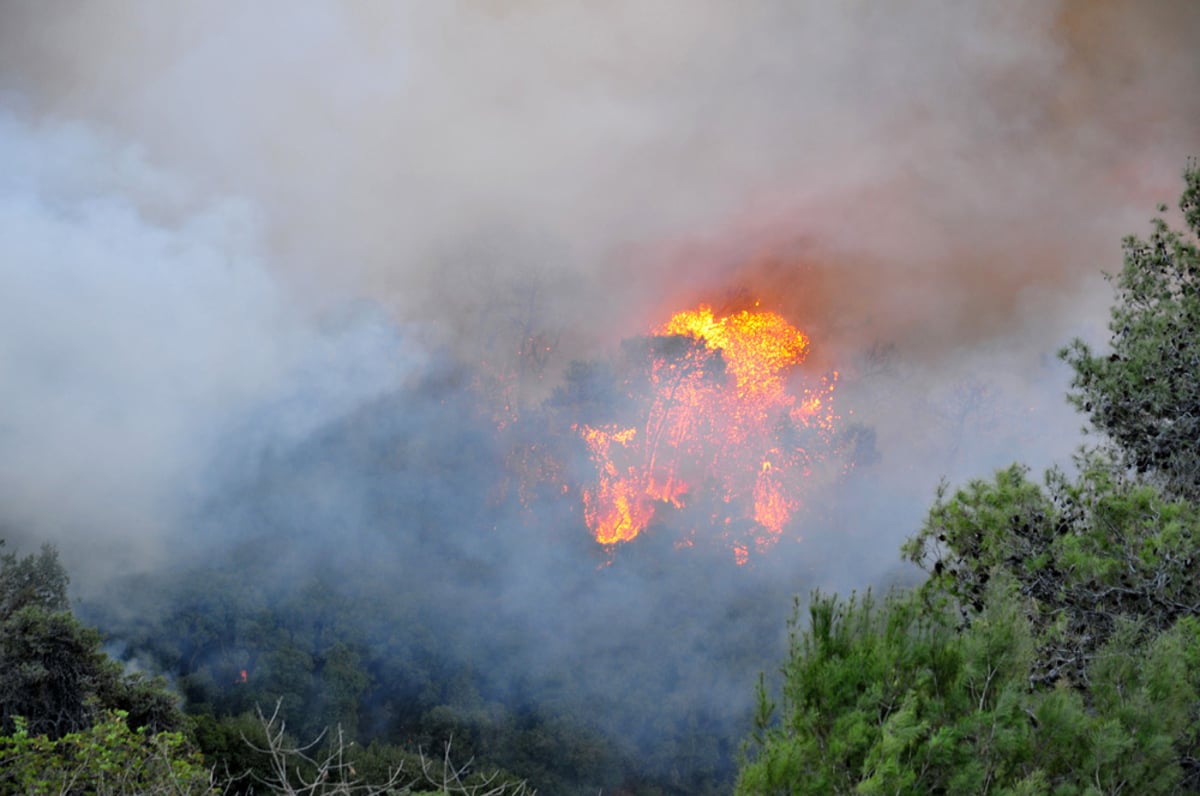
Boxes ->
[740,163,1200,794]
[1062,161,1200,498]
[0,542,183,739]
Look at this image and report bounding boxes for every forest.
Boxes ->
[3,4,1199,795]
[2,165,1199,794]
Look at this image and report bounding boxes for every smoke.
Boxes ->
[0,114,418,581]
[3,2,1195,350]
[0,1,1197,789]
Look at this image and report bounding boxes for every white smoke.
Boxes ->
[0,114,416,580]
[0,0,1196,582]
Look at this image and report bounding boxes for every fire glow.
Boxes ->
[577,305,837,561]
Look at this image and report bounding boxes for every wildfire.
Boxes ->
[577,304,838,561]
[579,425,661,544]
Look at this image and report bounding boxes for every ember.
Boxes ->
[577,304,837,561]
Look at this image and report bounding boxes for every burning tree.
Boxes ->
[558,304,843,563]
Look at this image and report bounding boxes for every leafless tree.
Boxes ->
[242,701,534,796]
[414,738,536,796]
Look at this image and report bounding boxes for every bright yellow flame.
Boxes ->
[658,307,809,398]
[578,304,835,562]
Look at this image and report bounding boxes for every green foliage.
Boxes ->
[0,709,215,795]
[908,458,1200,695]
[0,542,184,738]
[739,582,1200,794]
[101,557,724,795]
[0,541,69,617]
[1062,161,1200,498]
[741,163,1200,794]
[738,585,1036,795]
[191,710,274,791]
[165,591,593,791]
[742,441,1200,791]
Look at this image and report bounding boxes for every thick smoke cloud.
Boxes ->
[0,0,1195,619]
[0,3,1197,787]
[3,2,1195,357]
[0,114,417,582]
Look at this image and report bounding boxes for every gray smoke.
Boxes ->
[0,114,418,581]
[0,0,1197,668]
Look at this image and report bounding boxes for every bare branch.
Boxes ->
[239,703,535,795]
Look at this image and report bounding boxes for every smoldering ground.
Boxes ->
[1,1,1198,791]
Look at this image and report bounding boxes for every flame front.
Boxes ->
[578,425,660,544]
[577,305,837,561]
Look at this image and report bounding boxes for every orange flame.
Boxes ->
[577,304,837,561]
[578,425,661,544]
